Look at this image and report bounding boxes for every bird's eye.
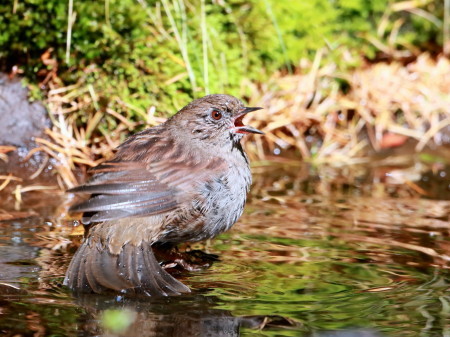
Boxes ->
[211,110,222,120]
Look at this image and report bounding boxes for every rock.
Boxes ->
[0,74,51,147]
[0,74,56,182]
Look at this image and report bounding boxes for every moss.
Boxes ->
[0,0,445,133]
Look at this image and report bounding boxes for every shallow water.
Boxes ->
[0,158,449,337]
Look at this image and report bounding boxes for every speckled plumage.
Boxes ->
[64,94,262,296]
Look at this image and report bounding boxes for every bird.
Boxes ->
[63,94,263,296]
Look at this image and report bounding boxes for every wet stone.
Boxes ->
[0,74,50,147]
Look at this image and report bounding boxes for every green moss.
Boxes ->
[0,0,445,134]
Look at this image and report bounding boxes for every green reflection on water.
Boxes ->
[1,162,450,336]
[188,231,450,337]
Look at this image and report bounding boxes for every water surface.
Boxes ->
[0,157,449,336]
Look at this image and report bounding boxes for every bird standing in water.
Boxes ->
[64,94,263,296]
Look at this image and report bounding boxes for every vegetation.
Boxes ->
[0,0,449,187]
[0,5,449,335]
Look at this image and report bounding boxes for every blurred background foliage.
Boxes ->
[0,0,446,115]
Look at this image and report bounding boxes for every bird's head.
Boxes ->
[170,94,263,149]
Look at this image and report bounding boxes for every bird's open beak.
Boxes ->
[233,107,264,135]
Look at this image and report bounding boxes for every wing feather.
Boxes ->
[68,137,226,224]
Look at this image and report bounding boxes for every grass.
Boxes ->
[20,51,449,189]
[2,1,450,188]
[242,52,450,165]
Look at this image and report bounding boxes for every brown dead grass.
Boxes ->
[30,53,450,188]
[244,53,450,164]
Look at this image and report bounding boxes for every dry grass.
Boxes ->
[29,53,450,188]
[244,53,450,164]
[0,145,17,163]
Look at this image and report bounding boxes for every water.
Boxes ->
[0,157,449,336]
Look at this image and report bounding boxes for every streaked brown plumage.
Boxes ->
[64,94,263,296]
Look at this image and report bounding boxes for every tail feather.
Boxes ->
[89,246,133,291]
[139,246,169,295]
[118,244,141,286]
[140,245,185,295]
[74,243,95,293]
[64,240,190,296]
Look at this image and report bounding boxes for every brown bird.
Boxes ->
[64,94,263,296]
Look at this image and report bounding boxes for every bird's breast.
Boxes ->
[201,163,251,235]
[160,159,251,243]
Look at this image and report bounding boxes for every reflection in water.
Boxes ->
[0,160,449,336]
[74,294,297,337]
[310,330,384,337]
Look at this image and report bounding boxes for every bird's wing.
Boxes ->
[68,156,225,224]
